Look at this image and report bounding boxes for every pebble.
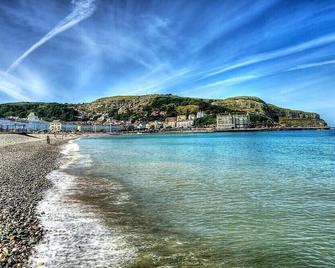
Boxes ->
[0,135,66,267]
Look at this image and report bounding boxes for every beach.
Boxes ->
[1,130,335,267]
[0,134,72,267]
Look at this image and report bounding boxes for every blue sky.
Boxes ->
[0,0,335,124]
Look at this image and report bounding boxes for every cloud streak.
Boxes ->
[0,71,30,100]
[202,75,259,88]
[6,0,96,73]
[289,59,335,71]
[0,68,49,101]
[202,33,335,79]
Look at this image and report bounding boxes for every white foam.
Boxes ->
[59,140,81,169]
[30,170,135,267]
[30,141,136,267]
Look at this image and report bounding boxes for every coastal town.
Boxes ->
[0,94,330,134]
[0,111,252,133]
[0,110,329,135]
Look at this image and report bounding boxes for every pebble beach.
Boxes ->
[0,134,70,268]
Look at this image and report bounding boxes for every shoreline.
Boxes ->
[1,130,334,267]
[29,142,136,267]
[0,134,73,267]
[102,126,331,136]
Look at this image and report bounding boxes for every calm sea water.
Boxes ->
[35,130,335,267]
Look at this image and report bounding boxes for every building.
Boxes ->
[164,117,177,128]
[155,121,164,129]
[197,111,206,118]
[137,123,147,130]
[216,114,250,129]
[176,120,194,128]
[49,120,62,133]
[27,112,39,121]
[147,121,164,130]
[177,115,187,121]
[176,114,194,128]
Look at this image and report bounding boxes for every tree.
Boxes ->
[176,105,199,115]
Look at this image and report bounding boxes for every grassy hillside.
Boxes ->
[0,102,79,122]
[0,95,327,127]
[82,95,327,127]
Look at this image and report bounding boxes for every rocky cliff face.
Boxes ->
[212,96,321,120]
[268,104,320,119]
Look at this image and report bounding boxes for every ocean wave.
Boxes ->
[59,140,80,169]
[30,140,136,267]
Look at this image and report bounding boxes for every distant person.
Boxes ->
[46,135,50,144]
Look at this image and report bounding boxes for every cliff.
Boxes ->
[211,96,326,127]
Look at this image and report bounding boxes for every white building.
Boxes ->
[176,120,194,128]
[49,120,62,133]
[197,111,206,118]
[27,112,39,121]
[176,114,194,128]
[217,114,250,129]
[137,123,147,130]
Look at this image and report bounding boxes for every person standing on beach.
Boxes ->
[46,135,50,144]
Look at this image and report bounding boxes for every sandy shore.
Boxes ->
[0,134,73,267]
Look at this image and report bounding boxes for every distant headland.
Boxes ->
[0,94,329,133]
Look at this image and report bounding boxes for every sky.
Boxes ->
[0,0,335,125]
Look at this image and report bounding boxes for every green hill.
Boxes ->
[0,94,327,127]
[0,102,78,122]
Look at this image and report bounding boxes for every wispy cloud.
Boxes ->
[289,59,335,71]
[202,75,260,88]
[202,33,335,79]
[180,75,260,97]
[0,71,30,100]
[0,68,49,101]
[6,0,96,73]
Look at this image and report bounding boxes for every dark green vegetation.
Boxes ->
[0,102,79,121]
[194,115,217,128]
[0,94,327,127]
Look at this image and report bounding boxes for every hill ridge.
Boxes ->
[0,95,327,128]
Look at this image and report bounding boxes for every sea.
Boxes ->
[32,130,335,267]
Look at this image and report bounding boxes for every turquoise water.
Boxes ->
[65,130,335,267]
